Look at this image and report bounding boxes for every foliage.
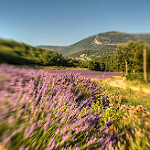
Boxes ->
[93,41,150,82]
[0,38,85,68]
[97,78,150,150]
[126,73,144,81]
[70,45,116,59]
[96,77,150,111]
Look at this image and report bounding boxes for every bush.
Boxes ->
[88,61,100,71]
[126,73,144,81]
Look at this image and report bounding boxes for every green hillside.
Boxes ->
[0,38,82,67]
[37,31,150,57]
[70,45,117,59]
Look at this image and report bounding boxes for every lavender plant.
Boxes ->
[0,64,149,150]
[0,64,124,150]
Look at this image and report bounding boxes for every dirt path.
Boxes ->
[108,78,150,94]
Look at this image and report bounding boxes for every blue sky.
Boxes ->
[0,0,150,46]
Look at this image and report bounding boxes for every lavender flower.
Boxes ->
[0,64,124,150]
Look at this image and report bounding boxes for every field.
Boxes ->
[0,64,150,150]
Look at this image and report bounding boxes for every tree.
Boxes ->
[88,61,96,70]
[143,46,147,82]
[113,44,127,73]
[100,63,105,71]
[129,40,144,73]
[88,60,100,71]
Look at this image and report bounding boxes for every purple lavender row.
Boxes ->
[46,70,122,80]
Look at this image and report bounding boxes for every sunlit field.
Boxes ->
[0,64,149,150]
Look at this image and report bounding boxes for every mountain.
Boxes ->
[36,46,67,52]
[37,31,150,58]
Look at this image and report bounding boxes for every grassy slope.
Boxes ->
[96,77,150,111]
[0,38,80,67]
[0,45,34,65]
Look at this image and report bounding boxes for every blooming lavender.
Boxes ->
[0,64,124,150]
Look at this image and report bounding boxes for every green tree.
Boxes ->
[88,61,96,70]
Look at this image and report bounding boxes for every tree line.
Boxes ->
[89,40,150,81]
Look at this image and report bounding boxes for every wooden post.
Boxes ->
[143,46,147,82]
[125,59,128,75]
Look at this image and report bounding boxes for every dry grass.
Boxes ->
[96,77,150,111]
[0,143,7,150]
[105,76,150,94]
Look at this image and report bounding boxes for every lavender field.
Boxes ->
[37,70,122,80]
[0,64,149,150]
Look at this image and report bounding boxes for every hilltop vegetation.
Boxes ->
[70,45,117,59]
[0,38,85,68]
[38,31,150,57]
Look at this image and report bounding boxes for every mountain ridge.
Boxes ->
[37,31,150,57]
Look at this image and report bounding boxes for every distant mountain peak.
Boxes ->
[37,31,150,57]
